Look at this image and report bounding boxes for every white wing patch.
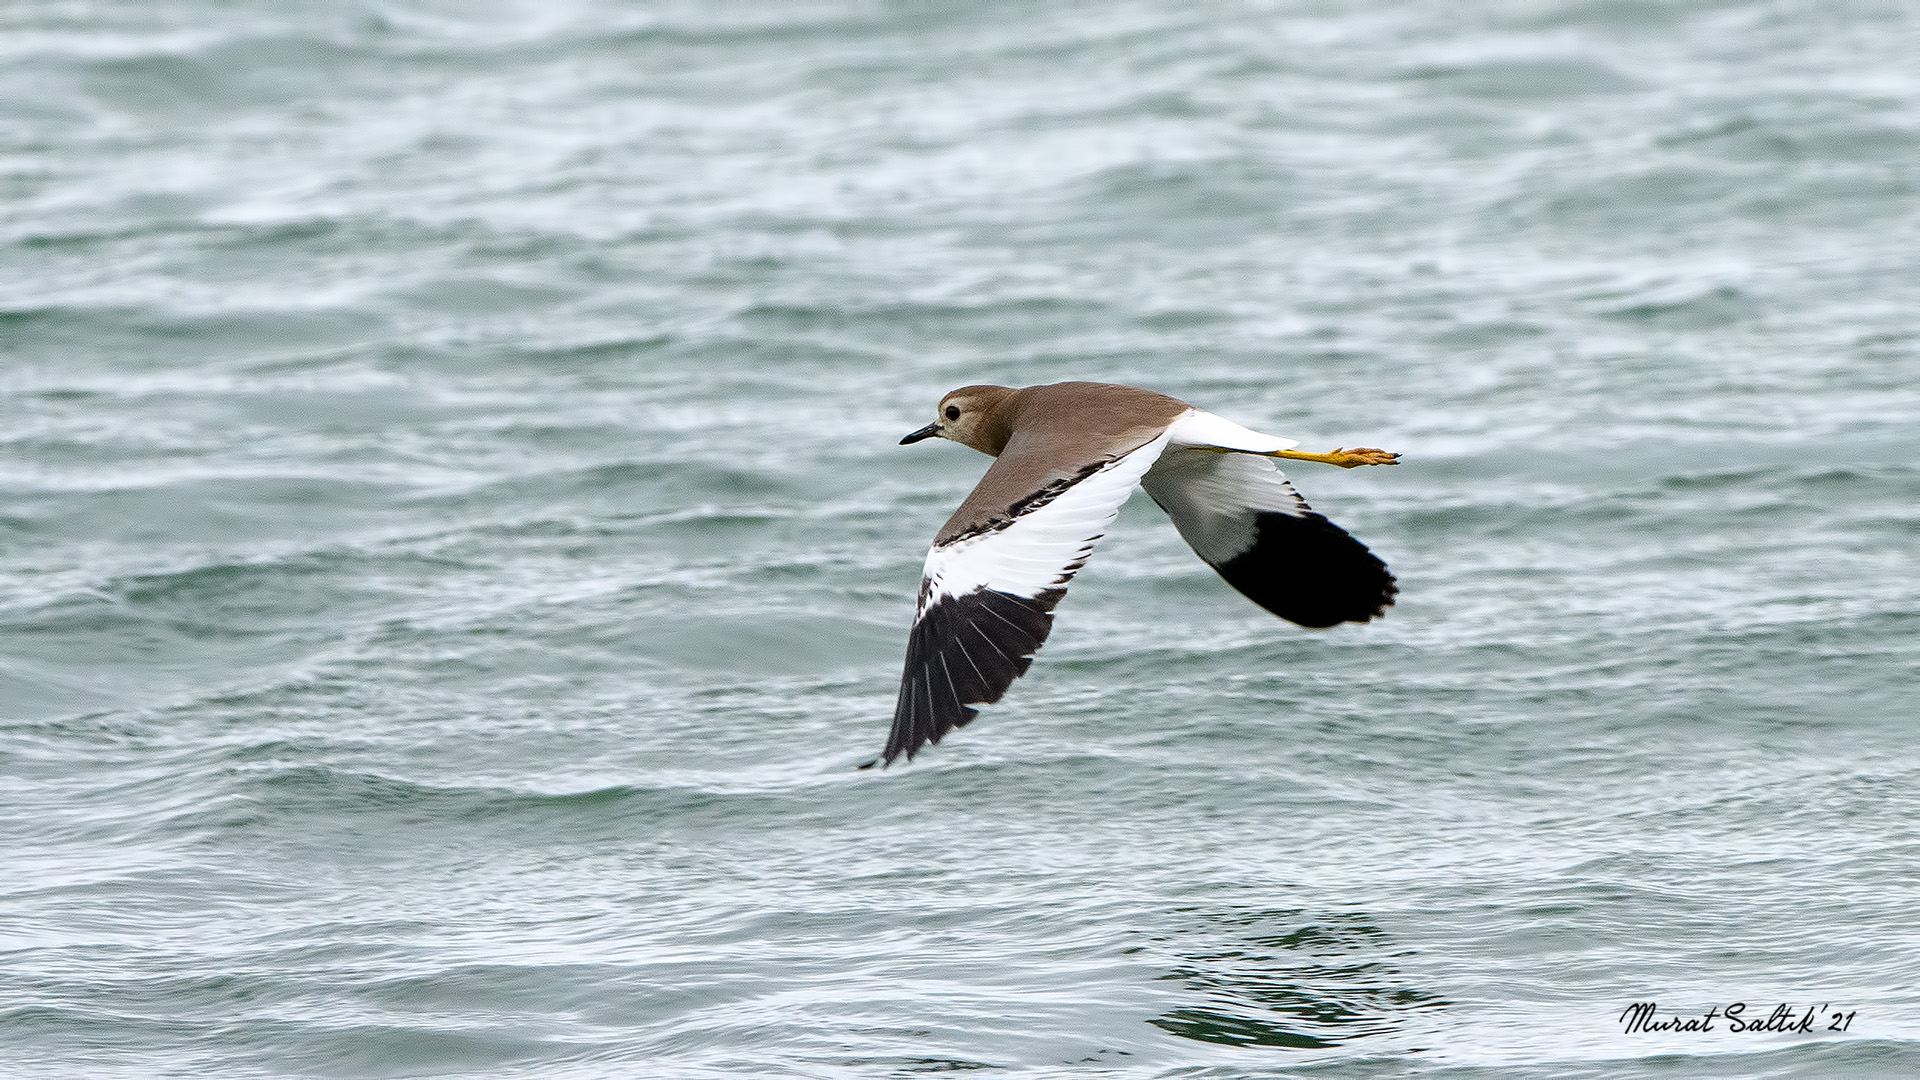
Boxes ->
[921,430,1173,610]
[1162,408,1299,454]
[1141,446,1311,566]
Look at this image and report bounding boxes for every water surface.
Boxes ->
[3,1,1918,1076]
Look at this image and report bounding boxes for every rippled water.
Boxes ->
[5,1,1919,1076]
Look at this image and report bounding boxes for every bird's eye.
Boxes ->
[945,405,961,421]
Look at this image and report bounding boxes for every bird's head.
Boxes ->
[900,384,1018,456]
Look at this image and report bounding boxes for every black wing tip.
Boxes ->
[874,698,979,768]
[877,587,1056,768]
[1216,510,1398,629]
[1298,563,1398,628]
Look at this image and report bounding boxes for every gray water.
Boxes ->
[4,2,1919,1077]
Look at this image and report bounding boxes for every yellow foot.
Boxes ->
[1272,446,1401,469]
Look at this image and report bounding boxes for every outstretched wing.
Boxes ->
[877,430,1173,766]
[1141,448,1395,628]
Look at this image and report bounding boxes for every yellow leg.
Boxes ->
[1269,447,1400,469]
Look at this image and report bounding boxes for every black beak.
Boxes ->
[899,423,941,445]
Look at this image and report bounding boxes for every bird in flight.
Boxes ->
[866,381,1399,767]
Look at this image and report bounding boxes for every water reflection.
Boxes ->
[1146,906,1446,1050]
